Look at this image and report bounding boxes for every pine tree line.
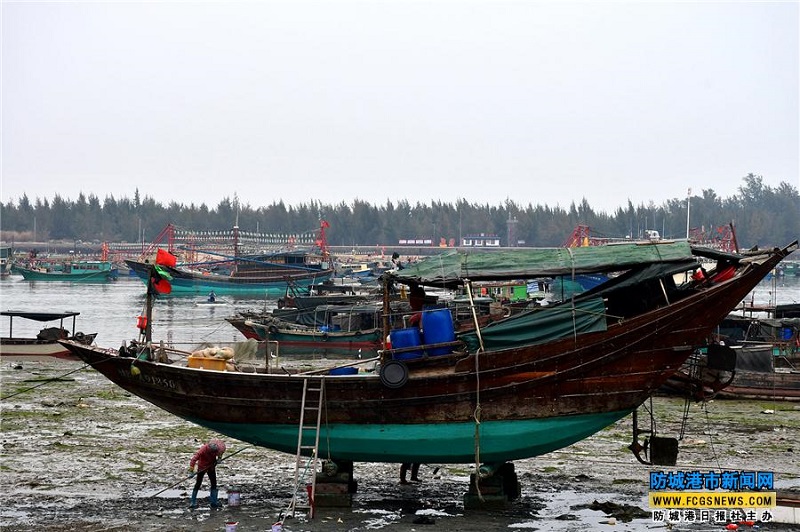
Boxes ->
[1,174,798,250]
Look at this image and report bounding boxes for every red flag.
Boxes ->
[149,265,173,294]
[152,277,172,294]
[156,248,177,267]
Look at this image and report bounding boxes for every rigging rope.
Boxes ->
[465,280,484,501]
[1,362,92,400]
[701,401,723,471]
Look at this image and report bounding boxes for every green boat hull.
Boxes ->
[188,409,631,463]
[17,267,118,282]
[126,259,332,296]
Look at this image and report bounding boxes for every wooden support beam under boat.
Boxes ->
[463,462,520,510]
[314,460,356,508]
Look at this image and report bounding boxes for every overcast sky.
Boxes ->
[2,1,798,214]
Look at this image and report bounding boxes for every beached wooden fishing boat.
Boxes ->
[61,241,795,465]
[713,344,800,401]
[663,310,800,401]
[1,311,97,359]
[15,260,118,282]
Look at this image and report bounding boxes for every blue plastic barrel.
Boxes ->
[780,327,793,341]
[422,308,456,356]
[329,366,358,375]
[391,327,424,360]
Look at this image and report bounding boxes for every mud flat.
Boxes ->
[1,359,798,531]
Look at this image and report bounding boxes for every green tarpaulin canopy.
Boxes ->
[391,241,697,288]
[459,297,608,351]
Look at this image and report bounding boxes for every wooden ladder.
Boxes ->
[288,377,325,518]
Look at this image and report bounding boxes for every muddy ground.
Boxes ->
[1,359,798,532]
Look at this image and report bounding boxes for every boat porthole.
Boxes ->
[379,360,408,389]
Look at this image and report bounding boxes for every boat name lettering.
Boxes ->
[117,368,177,389]
[142,374,178,389]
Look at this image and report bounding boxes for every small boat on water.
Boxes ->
[193,291,229,307]
[1,311,97,359]
[60,240,796,468]
[195,300,229,307]
[15,260,119,282]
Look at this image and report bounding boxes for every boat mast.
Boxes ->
[685,188,692,239]
[233,194,240,263]
[144,266,155,343]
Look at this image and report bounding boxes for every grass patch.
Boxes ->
[123,459,146,472]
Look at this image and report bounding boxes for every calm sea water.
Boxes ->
[1,272,799,351]
[0,275,279,350]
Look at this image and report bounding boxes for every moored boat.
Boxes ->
[60,241,795,465]
[248,322,383,359]
[126,250,334,296]
[242,303,384,358]
[1,311,97,359]
[227,300,385,357]
[16,260,118,282]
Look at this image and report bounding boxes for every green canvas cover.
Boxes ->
[391,241,695,288]
[459,297,608,351]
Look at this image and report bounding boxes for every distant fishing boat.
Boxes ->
[15,260,118,282]
[123,220,335,296]
[126,250,334,296]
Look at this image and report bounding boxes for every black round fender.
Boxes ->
[74,332,86,343]
[379,360,409,389]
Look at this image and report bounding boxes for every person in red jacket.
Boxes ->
[189,438,226,508]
